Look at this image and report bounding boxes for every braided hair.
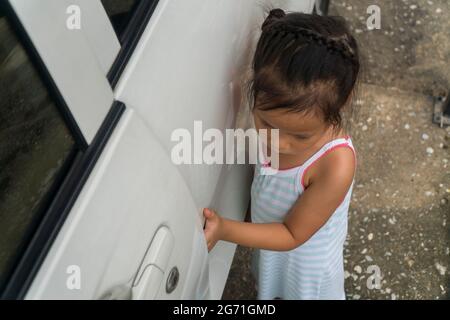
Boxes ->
[248,8,360,133]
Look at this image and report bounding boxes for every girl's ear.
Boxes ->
[261,8,286,31]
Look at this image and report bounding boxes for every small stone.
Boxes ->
[425,191,433,197]
[435,262,447,276]
[362,125,368,131]
[368,233,374,241]
[386,288,392,294]
[365,255,373,262]
[404,124,410,130]
[344,271,351,279]
[410,5,417,9]
[354,265,362,274]
[421,133,429,140]
[353,294,361,300]
[436,8,442,13]
[426,147,434,155]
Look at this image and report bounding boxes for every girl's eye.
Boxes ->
[294,134,309,140]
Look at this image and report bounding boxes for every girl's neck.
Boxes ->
[277,127,347,170]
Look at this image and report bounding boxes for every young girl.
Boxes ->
[203,9,360,300]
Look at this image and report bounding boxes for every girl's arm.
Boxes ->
[224,221,293,250]
[282,147,355,248]
[203,147,355,251]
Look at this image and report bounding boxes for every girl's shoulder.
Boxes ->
[302,139,356,190]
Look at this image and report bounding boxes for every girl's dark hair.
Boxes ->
[248,8,360,134]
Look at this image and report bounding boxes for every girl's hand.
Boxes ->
[203,208,224,252]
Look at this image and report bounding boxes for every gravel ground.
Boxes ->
[222,0,450,300]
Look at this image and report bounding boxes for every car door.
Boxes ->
[112,0,317,299]
[1,0,316,300]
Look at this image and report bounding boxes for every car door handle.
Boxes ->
[132,225,175,299]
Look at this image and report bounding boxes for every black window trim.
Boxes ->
[107,0,160,88]
[0,1,126,299]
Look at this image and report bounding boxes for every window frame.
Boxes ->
[0,1,125,299]
[106,0,160,88]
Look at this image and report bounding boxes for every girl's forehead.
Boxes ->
[257,108,325,133]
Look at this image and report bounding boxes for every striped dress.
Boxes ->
[250,135,356,300]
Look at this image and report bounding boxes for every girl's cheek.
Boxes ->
[276,136,291,153]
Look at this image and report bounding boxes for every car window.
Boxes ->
[101,0,140,42]
[0,11,76,289]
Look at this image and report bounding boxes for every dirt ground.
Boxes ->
[222,0,450,300]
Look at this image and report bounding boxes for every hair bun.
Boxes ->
[262,8,286,31]
[269,8,285,19]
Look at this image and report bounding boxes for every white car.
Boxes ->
[0,0,323,300]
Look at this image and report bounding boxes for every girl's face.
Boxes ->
[253,107,330,156]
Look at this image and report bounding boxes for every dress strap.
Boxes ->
[300,136,352,170]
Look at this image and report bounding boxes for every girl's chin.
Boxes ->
[262,145,293,156]
[270,150,293,157]
[278,150,300,156]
